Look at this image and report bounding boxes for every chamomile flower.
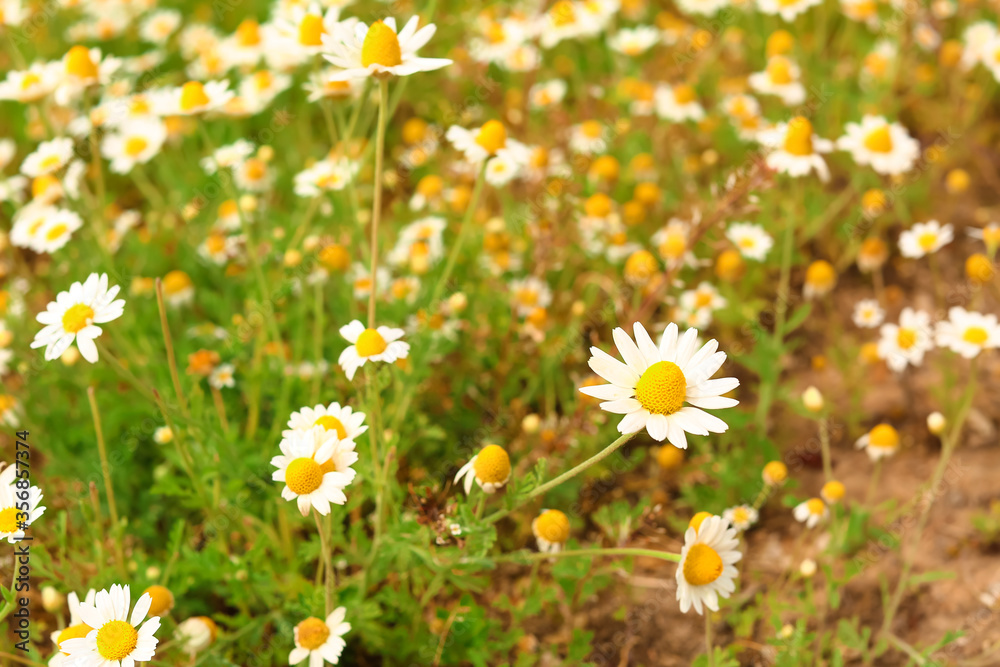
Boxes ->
[31,273,125,363]
[852,299,885,328]
[324,17,452,80]
[509,276,553,317]
[532,509,571,553]
[652,219,699,270]
[821,480,846,504]
[899,220,954,258]
[446,119,530,168]
[49,589,98,667]
[935,307,1000,358]
[283,402,367,441]
[568,120,608,155]
[208,363,235,389]
[609,25,660,56]
[679,282,726,313]
[0,63,59,102]
[139,9,182,44]
[101,118,167,174]
[529,79,567,109]
[58,585,160,667]
[337,320,408,381]
[676,515,741,615]
[54,46,120,105]
[271,427,357,516]
[580,322,740,448]
[722,505,758,532]
[654,83,704,123]
[162,270,195,307]
[289,609,350,667]
[538,1,589,48]
[793,498,829,528]
[726,222,773,261]
[234,156,273,192]
[855,423,899,461]
[470,17,528,65]
[154,80,233,116]
[34,208,83,253]
[0,464,45,542]
[200,139,254,174]
[749,56,806,105]
[758,0,822,22]
[21,137,75,177]
[759,117,833,182]
[10,204,56,251]
[837,115,920,175]
[877,307,934,372]
[803,260,836,299]
[454,444,511,494]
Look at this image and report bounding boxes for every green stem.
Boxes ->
[368,77,389,328]
[314,509,335,615]
[485,431,637,524]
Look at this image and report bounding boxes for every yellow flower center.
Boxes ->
[125,136,148,157]
[783,117,814,156]
[253,70,273,91]
[56,623,92,654]
[45,223,68,241]
[805,260,835,288]
[62,303,95,334]
[683,544,724,586]
[822,480,845,502]
[806,498,826,515]
[625,250,658,280]
[179,81,210,112]
[869,424,899,449]
[584,193,612,218]
[863,125,893,153]
[763,461,787,484]
[689,511,712,532]
[475,120,507,154]
[285,457,324,495]
[472,444,511,483]
[963,326,989,345]
[236,19,261,46]
[551,0,576,26]
[534,510,570,543]
[0,506,20,533]
[298,14,325,46]
[917,232,938,251]
[163,270,192,294]
[660,232,687,259]
[355,328,388,357]
[40,155,63,171]
[766,56,793,85]
[486,21,506,44]
[634,361,687,415]
[314,415,347,439]
[296,617,330,650]
[895,327,916,350]
[95,620,138,661]
[581,120,602,138]
[673,84,696,104]
[244,158,266,181]
[21,72,41,90]
[142,584,174,617]
[66,45,98,78]
[361,20,402,68]
[732,507,749,523]
[766,30,794,57]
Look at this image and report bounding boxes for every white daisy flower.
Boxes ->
[748,56,806,105]
[758,0,822,22]
[722,505,758,532]
[33,208,82,254]
[758,117,833,182]
[469,17,528,65]
[337,320,409,381]
[676,0,730,15]
[323,16,452,80]
[200,139,255,174]
[538,1,591,48]
[139,9,182,44]
[509,276,553,317]
[454,444,511,494]
[294,158,356,197]
[852,299,885,328]
[59,585,160,666]
[0,62,59,102]
[609,25,660,56]
[54,46,121,105]
[0,464,46,542]
[580,322,740,448]
[271,426,357,516]
[679,282,726,313]
[837,115,920,175]
[961,21,998,70]
[48,589,98,667]
[101,118,167,174]
[21,137,75,177]
[31,273,125,363]
[899,220,954,258]
[283,402,368,441]
[173,616,217,656]
[676,515,741,615]
[726,222,773,261]
[855,423,900,461]
[877,307,934,372]
[568,120,608,155]
[654,83,705,123]
[208,363,235,389]
[652,218,699,270]
[529,79,567,109]
[793,498,829,528]
[935,307,1000,358]
[445,120,531,167]
[532,509,571,553]
[153,80,234,116]
[289,608,351,667]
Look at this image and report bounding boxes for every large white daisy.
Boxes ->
[31,273,125,363]
[675,515,741,615]
[59,585,161,667]
[323,17,452,80]
[580,322,740,448]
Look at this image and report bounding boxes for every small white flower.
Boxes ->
[758,0,822,22]
[337,320,409,381]
[654,83,705,123]
[793,498,829,528]
[935,307,1000,358]
[758,117,833,181]
[208,363,235,389]
[676,515,741,615]
[722,505,758,532]
[837,115,920,175]
[852,299,885,328]
[0,464,46,542]
[609,25,660,56]
[855,423,900,461]
[877,307,934,372]
[101,118,167,174]
[899,220,954,258]
[749,56,806,106]
[454,444,511,495]
[289,608,351,666]
[31,273,125,363]
[726,222,773,261]
[21,137,75,177]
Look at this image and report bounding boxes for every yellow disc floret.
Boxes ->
[0,507,20,533]
[963,326,989,346]
[361,20,402,68]
[179,81,210,112]
[95,620,138,661]
[683,543,724,586]
[869,424,898,450]
[56,623,92,654]
[295,617,330,650]
[355,328,388,357]
[689,511,712,532]
[62,303,95,334]
[298,14,324,47]
[634,361,686,415]
[472,444,510,484]
[863,125,893,153]
[285,457,324,495]
[314,415,347,439]
[475,120,507,154]
[821,480,845,503]
[142,584,175,617]
[762,460,787,485]
[783,116,814,156]
[66,45,98,78]
[534,509,570,543]
[806,498,826,516]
